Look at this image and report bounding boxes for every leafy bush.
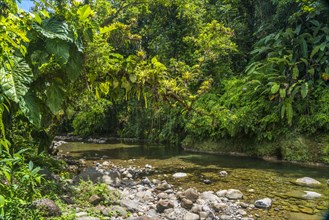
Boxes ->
[72,97,113,136]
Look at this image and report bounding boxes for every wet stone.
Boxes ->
[295,177,321,187]
[255,198,272,209]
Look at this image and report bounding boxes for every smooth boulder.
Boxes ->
[295,177,321,187]
[255,198,272,209]
[226,189,243,200]
[302,191,322,200]
[173,172,187,178]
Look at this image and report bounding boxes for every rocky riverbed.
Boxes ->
[34,155,329,220]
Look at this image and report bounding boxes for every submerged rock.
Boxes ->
[295,177,321,187]
[173,172,187,178]
[219,171,228,177]
[302,191,322,200]
[255,198,272,209]
[203,179,212,184]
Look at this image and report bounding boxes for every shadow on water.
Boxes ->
[60,142,329,179]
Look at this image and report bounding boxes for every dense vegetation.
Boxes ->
[0,0,328,218]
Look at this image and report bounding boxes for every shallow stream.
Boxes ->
[59,142,329,220]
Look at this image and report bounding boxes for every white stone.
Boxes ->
[255,198,272,209]
[216,190,228,197]
[302,191,322,200]
[295,177,321,187]
[226,189,243,200]
[173,172,188,178]
[75,212,88,217]
[219,171,228,177]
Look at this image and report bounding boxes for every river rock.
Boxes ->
[173,172,187,178]
[302,191,322,200]
[220,214,232,220]
[191,204,203,213]
[216,190,228,197]
[226,189,243,200]
[200,191,220,202]
[32,198,61,217]
[199,211,209,220]
[73,167,103,183]
[120,199,139,211]
[88,195,103,205]
[75,217,100,220]
[156,200,174,213]
[219,171,228,177]
[212,202,228,212]
[183,212,199,220]
[181,198,193,209]
[203,179,212,184]
[179,188,199,202]
[295,177,321,187]
[156,181,171,191]
[157,192,168,199]
[255,198,272,209]
[76,212,88,217]
[100,205,128,217]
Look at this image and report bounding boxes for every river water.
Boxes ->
[59,142,329,220]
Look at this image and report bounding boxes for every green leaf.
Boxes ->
[65,49,83,82]
[45,39,70,64]
[129,75,137,83]
[286,101,293,126]
[0,195,5,207]
[280,88,286,98]
[19,91,45,128]
[308,68,315,75]
[300,38,308,58]
[33,17,74,42]
[77,5,92,22]
[271,83,280,94]
[292,66,299,79]
[99,82,110,95]
[46,79,66,114]
[310,45,320,58]
[301,82,308,98]
[0,57,33,103]
[28,161,33,171]
[33,13,42,24]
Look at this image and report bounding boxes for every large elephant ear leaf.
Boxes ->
[19,91,45,128]
[45,39,70,64]
[0,57,33,103]
[46,78,66,114]
[33,17,74,43]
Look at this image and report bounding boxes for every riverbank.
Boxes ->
[181,134,329,166]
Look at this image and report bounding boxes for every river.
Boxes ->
[59,142,329,220]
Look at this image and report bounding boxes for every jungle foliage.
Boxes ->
[0,0,329,218]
